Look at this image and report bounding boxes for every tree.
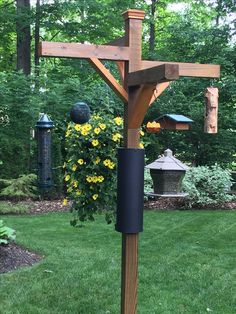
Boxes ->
[16,0,31,74]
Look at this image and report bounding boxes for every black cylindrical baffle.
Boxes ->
[116,148,145,234]
[36,114,54,189]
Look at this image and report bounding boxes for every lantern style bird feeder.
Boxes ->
[146,148,189,197]
[70,101,91,124]
[155,114,193,130]
[36,114,54,189]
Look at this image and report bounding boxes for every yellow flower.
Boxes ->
[81,129,88,136]
[65,174,70,182]
[65,130,71,137]
[94,127,101,135]
[103,159,110,167]
[139,143,144,149]
[72,164,77,171]
[74,124,81,131]
[92,194,98,200]
[95,157,101,164]
[114,117,123,126]
[86,176,93,183]
[108,162,115,169]
[73,181,78,188]
[140,130,145,136]
[99,123,106,130]
[98,176,104,182]
[77,159,84,165]
[84,123,92,131]
[76,190,82,196]
[92,139,99,147]
[112,133,122,142]
[62,198,68,206]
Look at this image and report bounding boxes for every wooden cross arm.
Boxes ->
[39,41,130,61]
[142,61,220,78]
[128,64,179,86]
[88,58,128,103]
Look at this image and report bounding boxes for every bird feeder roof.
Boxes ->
[36,113,54,129]
[156,114,193,123]
[146,149,189,171]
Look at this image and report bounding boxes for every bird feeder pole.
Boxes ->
[39,9,220,314]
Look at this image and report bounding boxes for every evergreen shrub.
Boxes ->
[0,174,38,200]
[182,165,233,207]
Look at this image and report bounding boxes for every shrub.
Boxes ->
[0,174,38,200]
[0,220,16,245]
[64,114,123,224]
[0,201,30,215]
[182,165,233,207]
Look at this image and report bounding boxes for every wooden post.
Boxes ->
[121,10,145,314]
[204,87,219,133]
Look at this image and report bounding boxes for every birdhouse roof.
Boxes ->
[146,149,189,171]
[156,114,193,123]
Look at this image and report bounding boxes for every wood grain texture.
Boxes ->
[204,87,219,133]
[88,58,128,103]
[128,84,157,128]
[121,233,139,314]
[142,60,220,78]
[121,11,144,314]
[128,64,179,86]
[39,41,130,61]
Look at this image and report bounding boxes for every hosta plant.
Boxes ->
[0,220,16,245]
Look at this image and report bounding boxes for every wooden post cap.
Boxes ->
[122,9,145,20]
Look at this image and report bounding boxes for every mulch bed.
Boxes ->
[0,243,42,274]
[1,198,235,274]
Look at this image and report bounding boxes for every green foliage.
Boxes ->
[64,114,124,224]
[0,174,38,200]
[144,168,153,200]
[182,165,233,207]
[0,219,15,245]
[0,201,30,215]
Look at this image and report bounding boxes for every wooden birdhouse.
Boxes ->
[155,114,193,130]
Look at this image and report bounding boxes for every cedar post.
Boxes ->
[121,10,145,314]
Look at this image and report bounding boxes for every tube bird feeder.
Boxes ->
[36,113,54,189]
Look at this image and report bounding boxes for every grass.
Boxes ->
[0,210,236,314]
[0,201,30,215]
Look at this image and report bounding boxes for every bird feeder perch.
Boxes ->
[146,149,189,197]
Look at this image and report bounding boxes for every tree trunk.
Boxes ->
[149,0,157,56]
[16,0,31,75]
[35,0,40,77]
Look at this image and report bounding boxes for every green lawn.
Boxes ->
[1,210,236,314]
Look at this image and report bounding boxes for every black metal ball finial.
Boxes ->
[70,102,91,124]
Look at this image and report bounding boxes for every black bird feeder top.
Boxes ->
[36,113,54,129]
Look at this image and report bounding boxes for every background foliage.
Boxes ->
[0,0,235,196]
